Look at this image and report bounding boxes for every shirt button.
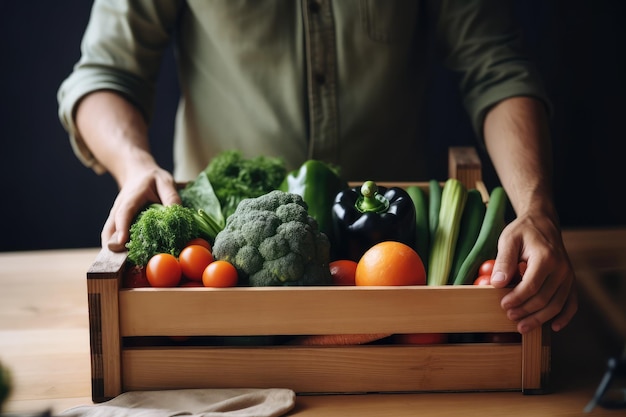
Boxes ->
[314,72,326,85]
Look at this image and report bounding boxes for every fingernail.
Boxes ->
[108,231,120,245]
[491,272,505,283]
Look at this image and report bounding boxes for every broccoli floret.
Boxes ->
[212,190,332,286]
[126,204,214,266]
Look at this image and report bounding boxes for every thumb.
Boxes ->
[490,238,520,288]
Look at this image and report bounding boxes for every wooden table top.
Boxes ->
[1,228,625,416]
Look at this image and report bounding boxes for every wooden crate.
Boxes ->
[86,147,551,402]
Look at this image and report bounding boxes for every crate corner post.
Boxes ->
[87,248,127,402]
[448,146,482,190]
[521,324,552,395]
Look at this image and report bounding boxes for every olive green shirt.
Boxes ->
[58,0,548,182]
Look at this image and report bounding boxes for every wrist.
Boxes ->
[513,189,560,226]
[114,146,158,187]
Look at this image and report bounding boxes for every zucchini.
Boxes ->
[447,189,486,284]
[406,185,429,270]
[427,179,467,286]
[452,186,508,285]
[428,179,442,241]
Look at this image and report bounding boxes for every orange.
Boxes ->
[329,260,358,286]
[355,241,426,286]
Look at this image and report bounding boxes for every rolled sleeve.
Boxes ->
[58,67,157,174]
[435,0,552,144]
[57,0,180,172]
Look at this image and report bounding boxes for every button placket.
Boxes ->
[302,0,339,164]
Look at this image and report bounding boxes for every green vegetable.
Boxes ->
[452,186,508,285]
[179,170,226,235]
[427,179,467,286]
[447,189,486,284]
[279,160,348,255]
[126,204,216,266]
[212,190,332,286]
[204,150,287,219]
[331,181,416,262]
[0,360,12,412]
[428,179,442,241]
[406,185,430,271]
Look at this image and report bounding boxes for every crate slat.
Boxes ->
[122,344,522,393]
[118,286,517,337]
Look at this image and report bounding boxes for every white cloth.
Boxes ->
[58,388,295,417]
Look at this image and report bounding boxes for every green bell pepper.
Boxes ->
[279,160,348,254]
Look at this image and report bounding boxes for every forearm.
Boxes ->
[75,90,157,187]
[483,97,558,222]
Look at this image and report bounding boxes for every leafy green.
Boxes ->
[126,204,216,266]
[179,171,225,235]
[204,150,287,218]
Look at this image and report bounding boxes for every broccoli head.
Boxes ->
[126,203,213,266]
[212,190,332,286]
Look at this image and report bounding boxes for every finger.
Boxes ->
[507,275,568,327]
[500,258,549,310]
[515,279,572,334]
[109,198,146,251]
[102,195,124,249]
[156,174,181,206]
[101,213,116,249]
[551,285,578,332]
[490,231,522,288]
[505,267,564,322]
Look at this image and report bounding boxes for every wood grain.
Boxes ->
[122,344,522,393]
[118,286,517,337]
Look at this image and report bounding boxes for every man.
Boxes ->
[58,0,577,334]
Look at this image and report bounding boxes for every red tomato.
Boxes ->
[394,333,447,345]
[202,260,238,288]
[476,259,527,287]
[473,275,491,286]
[179,244,214,281]
[146,254,182,287]
[185,237,212,251]
[478,259,495,276]
[123,264,150,288]
[329,260,358,286]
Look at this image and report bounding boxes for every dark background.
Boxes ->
[1,1,624,252]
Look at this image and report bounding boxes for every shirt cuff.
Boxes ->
[466,81,553,146]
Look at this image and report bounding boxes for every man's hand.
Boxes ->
[490,212,578,334]
[483,96,578,334]
[75,91,182,251]
[102,164,181,251]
